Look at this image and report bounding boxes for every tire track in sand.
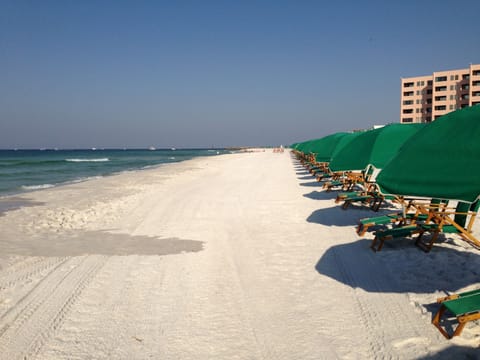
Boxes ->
[0,257,68,292]
[0,255,107,360]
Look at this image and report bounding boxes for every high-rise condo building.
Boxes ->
[400,63,480,123]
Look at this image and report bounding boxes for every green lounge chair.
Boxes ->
[324,171,364,192]
[357,212,405,236]
[415,200,480,252]
[370,225,421,252]
[432,288,480,338]
[357,199,448,236]
[342,192,396,212]
[371,201,479,252]
[369,202,444,251]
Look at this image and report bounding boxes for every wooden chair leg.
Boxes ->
[452,321,467,338]
[432,305,452,339]
[377,236,388,251]
[358,224,369,236]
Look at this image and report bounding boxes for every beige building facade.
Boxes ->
[400,63,480,123]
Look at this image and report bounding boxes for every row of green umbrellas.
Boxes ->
[292,105,480,203]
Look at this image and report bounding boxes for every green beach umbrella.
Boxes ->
[307,132,350,162]
[295,139,317,153]
[377,106,480,203]
[329,123,425,172]
[329,131,366,160]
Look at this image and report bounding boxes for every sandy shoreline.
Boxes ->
[0,151,479,359]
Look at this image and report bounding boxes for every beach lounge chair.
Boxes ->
[415,200,480,252]
[324,171,364,192]
[432,288,480,338]
[356,199,447,236]
[370,202,444,252]
[357,212,406,236]
[339,183,396,212]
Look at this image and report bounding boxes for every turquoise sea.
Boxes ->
[0,148,230,196]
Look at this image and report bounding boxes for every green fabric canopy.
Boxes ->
[329,131,365,160]
[307,132,349,162]
[329,123,425,172]
[377,106,480,203]
[294,139,319,153]
[292,132,351,160]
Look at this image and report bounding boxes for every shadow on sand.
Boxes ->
[298,175,315,180]
[417,345,480,359]
[315,238,480,294]
[0,230,204,257]
[306,196,376,226]
[299,180,324,187]
[303,190,336,201]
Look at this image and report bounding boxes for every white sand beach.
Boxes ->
[0,151,479,359]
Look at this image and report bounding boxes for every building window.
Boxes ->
[449,105,454,110]
[450,95,455,100]
[403,91,414,96]
[426,98,432,104]
[435,86,447,91]
[403,109,414,114]
[455,75,459,80]
[435,105,446,110]
[463,74,470,80]
[461,84,470,90]
[426,117,432,122]
[435,96,447,101]
[426,107,432,113]
[402,118,413,123]
[473,91,480,96]
[473,81,480,86]
[435,76,447,82]
[427,80,433,86]
[403,100,414,105]
[450,85,456,90]
[473,70,480,76]
[403,82,414,88]
[461,94,469,100]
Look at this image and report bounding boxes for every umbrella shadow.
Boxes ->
[303,191,336,201]
[300,181,323,187]
[307,205,371,226]
[315,238,480,294]
[298,175,315,180]
[417,345,479,359]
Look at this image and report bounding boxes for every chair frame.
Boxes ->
[432,290,480,339]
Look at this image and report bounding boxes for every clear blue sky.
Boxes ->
[1,0,479,148]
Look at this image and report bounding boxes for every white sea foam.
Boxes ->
[21,184,55,190]
[65,158,110,162]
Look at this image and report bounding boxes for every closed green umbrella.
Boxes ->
[377,106,480,203]
[329,123,425,172]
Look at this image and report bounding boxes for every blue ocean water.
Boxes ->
[0,148,229,196]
